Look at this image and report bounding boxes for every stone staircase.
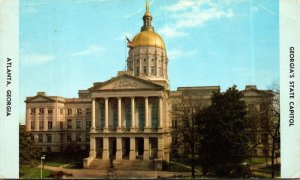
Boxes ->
[88,159,154,171]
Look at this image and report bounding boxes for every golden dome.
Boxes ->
[131,30,166,49]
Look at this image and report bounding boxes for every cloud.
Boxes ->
[258,4,276,15]
[158,0,234,39]
[70,45,106,57]
[21,54,55,65]
[21,1,49,14]
[74,0,109,3]
[168,48,197,60]
[158,26,186,38]
[121,7,144,19]
[121,0,154,19]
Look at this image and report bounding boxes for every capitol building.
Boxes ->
[25,3,272,168]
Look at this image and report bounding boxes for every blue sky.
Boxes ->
[19,0,279,123]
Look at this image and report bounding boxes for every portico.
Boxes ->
[91,96,163,132]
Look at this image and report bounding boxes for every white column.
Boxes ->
[26,108,30,131]
[144,138,150,160]
[116,138,122,160]
[105,98,108,128]
[145,97,149,128]
[103,137,109,160]
[89,137,96,158]
[131,97,135,128]
[158,136,164,159]
[159,97,163,128]
[129,137,136,160]
[118,97,122,129]
[91,98,96,130]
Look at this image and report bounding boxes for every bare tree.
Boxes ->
[171,94,206,178]
[256,82,280,178]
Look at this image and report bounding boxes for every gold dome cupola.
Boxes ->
[141,2,153,31]
[126,2,169,89]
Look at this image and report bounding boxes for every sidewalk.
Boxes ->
[41,165,193,178]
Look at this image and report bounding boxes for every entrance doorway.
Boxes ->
[136,137,144,159]
[109,137,116,159]
[96,138,103,159]
[122,137,130,160]
[149,137,158,159]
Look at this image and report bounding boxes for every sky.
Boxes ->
[19,0,279,123]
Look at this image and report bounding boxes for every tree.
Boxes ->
[197,86,251,177]
[171,93,206,178]
[19,124,41,166]
[257,83,280,178]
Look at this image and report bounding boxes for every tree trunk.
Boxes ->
[271,136,275,178]
[191,146,195,178]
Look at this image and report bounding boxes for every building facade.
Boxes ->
[25,3,274,168]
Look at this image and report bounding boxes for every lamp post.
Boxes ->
[40,155,46,179]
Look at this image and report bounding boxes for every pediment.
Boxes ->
[91,74,163,91]
[25,95,55,103]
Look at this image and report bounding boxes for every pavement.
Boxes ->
[40,158,280,178]
[41,165,193,178]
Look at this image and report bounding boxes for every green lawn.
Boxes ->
[254,164,280,177]
[44,162,65,167]
[248,157,271,165]
[20,166,55,179]
[43,152,86,168]
[167,162,192,172]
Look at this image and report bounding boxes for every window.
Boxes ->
[143,66,147,74]
[31,121,35,130]
[60,108,64,115]
[86,134,90,141]
[46,147,51,152]
[38,134,43,142]
[100,104,105,128]
[39,108,44,115]
[30,108,35,115]
[67,119,72,129]
[172,119,178,129]
[172,136,178,144]
[86,108,91,115]
[39,121,44,130]
[77,108,82,114]
[138,102,145,129]
[76,133,81,142]
[86,120,91,129]
[67,109,72,115]
[112,103,118,129]
[151,66,155,74]
[48,121,53,130]
[48,109,53,114]
[158,67,162,75]
[151,102,158,128]
[151,58,154,62]
[46,134,52,143]
[172,105,177,111]
[144,58,146,62]
[136,59,139,63]
[67,133,72,142]
[30,134,34,142]
[60,121,63,129]
[136,67,140,75]
[76,120,81,129]
[125,103,131,128]
[248,104,255,113]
